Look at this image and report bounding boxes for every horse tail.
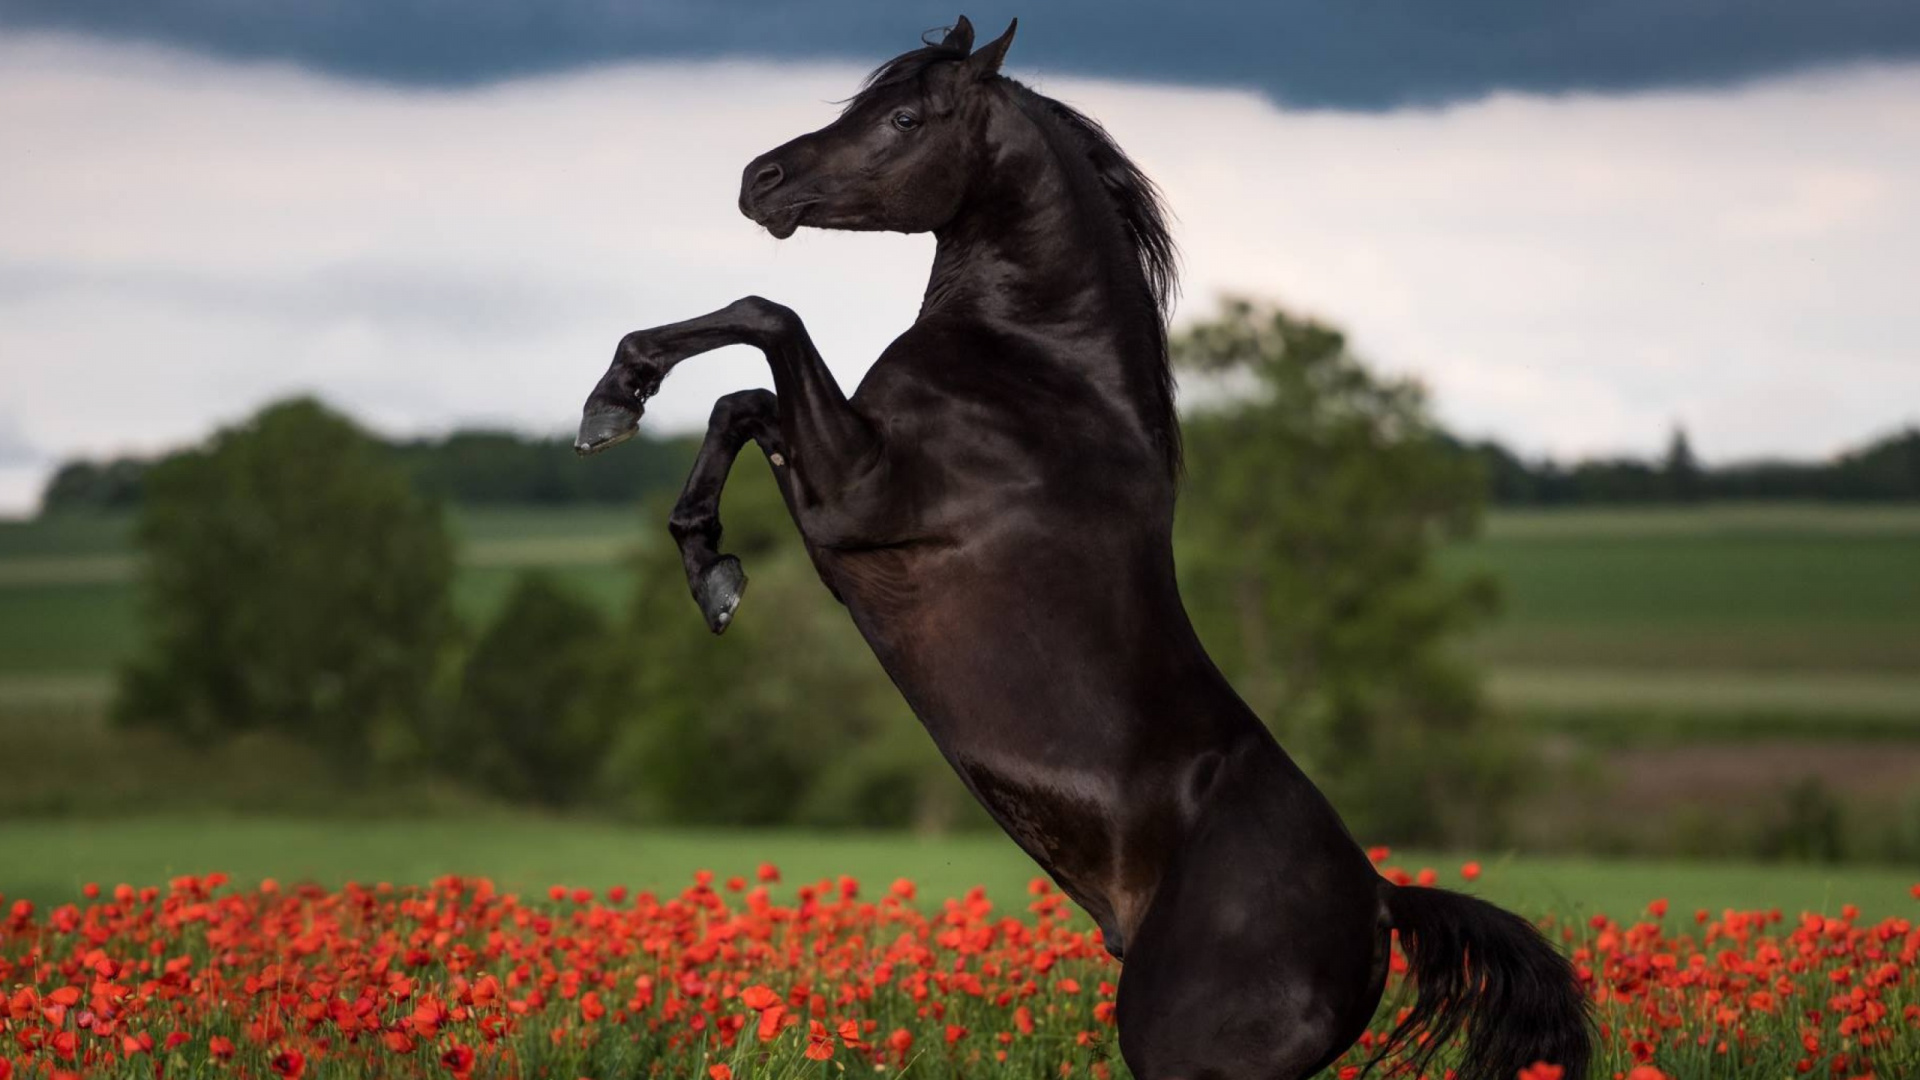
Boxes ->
[1368,882,1592,1080]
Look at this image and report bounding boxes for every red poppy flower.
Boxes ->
[383,1031,416,1054]
[208,1036,234,1061]
[441,1044,476,1075]
[796,1020,833,1061]
[708,1067,733,1080]
[51,1032,78,1062]
[270,1049,305,1079]
[740,985,780,1012]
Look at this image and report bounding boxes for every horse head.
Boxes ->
[738,16,1018,238]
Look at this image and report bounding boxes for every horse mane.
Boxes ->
[849,38,1184,474]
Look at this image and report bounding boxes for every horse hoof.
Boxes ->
[576,401,641,456]
[697,556,748,635]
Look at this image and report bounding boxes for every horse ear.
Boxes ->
[965,18,1017,79]
[939,15,975,53]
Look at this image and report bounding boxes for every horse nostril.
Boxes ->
[752,161,785,195]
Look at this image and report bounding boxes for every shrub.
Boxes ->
[451,572,627,808]
[114,397,456,771]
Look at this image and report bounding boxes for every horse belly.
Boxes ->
[824,537,1223,948]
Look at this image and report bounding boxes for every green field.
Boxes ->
[5,502,1917,730]
[0,817,1913,923]
[1,504,1917,892]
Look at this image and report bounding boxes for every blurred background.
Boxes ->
[2,2,1917,915]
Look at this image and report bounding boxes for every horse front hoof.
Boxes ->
[696,556,748,635]
[575,401,641,456]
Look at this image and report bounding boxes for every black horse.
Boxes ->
[576,18,1590,1080]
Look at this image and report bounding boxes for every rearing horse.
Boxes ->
[576,18,1590,1080]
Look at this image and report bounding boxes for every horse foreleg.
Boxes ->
[576,296,887,610]
[665,389,787,634]
[576,296,872,477]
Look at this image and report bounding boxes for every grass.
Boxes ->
[0,509,133,558]
[1476,502,1920,539]
[1488,666,1920,739]
[0,817,1913,923]
[0,579,140,675]
[0,507,646,674]
[1443,512,1920,671]
[3,502,1918,734]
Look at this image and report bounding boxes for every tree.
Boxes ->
[1662,425,1703,502]
[40,457,148,512]
[1172,298,1513,844]
[115,398,456,770]
[451,572,627,807]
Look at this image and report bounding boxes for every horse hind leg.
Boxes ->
[1114,766,1386,1079]
[1117,939,1353,1080]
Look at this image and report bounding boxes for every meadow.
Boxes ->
[0,850,1914,1080]
[6,501,1917,726]
[2,817,1918,922]
[2,501,1917,849]
[2,503,1918,1076]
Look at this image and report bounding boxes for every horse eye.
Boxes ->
[892,111,920,131]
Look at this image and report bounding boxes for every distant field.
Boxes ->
[0,506,648,675]
[3,503,1918,736]
[1444,504,1920,669]
[1,817,1913,922]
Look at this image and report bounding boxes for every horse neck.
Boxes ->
[920,105,1158,355]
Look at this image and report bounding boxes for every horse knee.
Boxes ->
[709,388,776,428]
[726,295,801,343]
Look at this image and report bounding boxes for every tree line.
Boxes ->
[1456,426,1920,505]
[41,429,700,513]
[40,404,1920,517]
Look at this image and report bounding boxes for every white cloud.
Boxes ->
[2,34,1917,514]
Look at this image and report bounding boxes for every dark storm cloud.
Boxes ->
[6,0,1919,109]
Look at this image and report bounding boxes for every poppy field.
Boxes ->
[1,854,1916,1080]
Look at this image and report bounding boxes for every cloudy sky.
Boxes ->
[3,2,1919,514]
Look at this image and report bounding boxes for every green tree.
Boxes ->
[39,457,149,512]
[603,463,971,830]
[452,572,627,807]
[1662,425,1703,502]
[115,398,456,770]
[1172,298,1512,844]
